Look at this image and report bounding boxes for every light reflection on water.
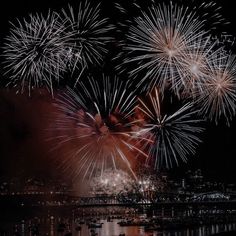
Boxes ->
[2,218,236,236]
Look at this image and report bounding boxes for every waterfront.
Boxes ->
[1,216,236,236]
[1,206,236,236]
[1,170,236,236]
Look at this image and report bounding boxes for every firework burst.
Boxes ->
[175,36,222,97]
[90,168,134,195]
[61,1,113,83]
[123,2,206,93]
[137,88,204,169]
[197,53,236,126]
[3,11,71,95]
[52,76,147,180]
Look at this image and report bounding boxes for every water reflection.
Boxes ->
[1,217,236,236]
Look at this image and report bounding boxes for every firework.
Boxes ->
[175,0,230,31]
[3,11,71,95]
[52,76,147,180]
[137,88,204,169]
[123,2,206,93]
[197,53,236,126]
[61,1,113,83]
[175,36,221,97]
[90,168,135,195]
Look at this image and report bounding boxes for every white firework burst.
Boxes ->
[90,168,134,195]
[197,53,236,126]
[137,88,204,169]
[175,36,221,97]
[124,2,206,93]
[61,1,113,83]
[3,11,71,95]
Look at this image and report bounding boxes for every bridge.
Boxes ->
[68,192,236,208]
[1,191,236,210]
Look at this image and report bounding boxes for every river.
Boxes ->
[1,213,236,236]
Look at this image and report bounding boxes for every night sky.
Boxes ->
[0,0,236,184]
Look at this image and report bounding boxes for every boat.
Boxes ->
[88,223,103,228]
[118,219,152,227]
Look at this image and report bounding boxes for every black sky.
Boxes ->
[0,0,236,184]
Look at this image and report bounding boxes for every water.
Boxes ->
[1,217,236,236]
[0,207,236,236]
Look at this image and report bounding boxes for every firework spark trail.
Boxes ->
[61,1,114,84]
[137,88,204,169]
[175,36,223,97]
[3,11,72,95]
[178,0,230,30]
[196,53,236,126]
[113,0,229,35]
[52,76,148,179]
[121,2,208,94]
